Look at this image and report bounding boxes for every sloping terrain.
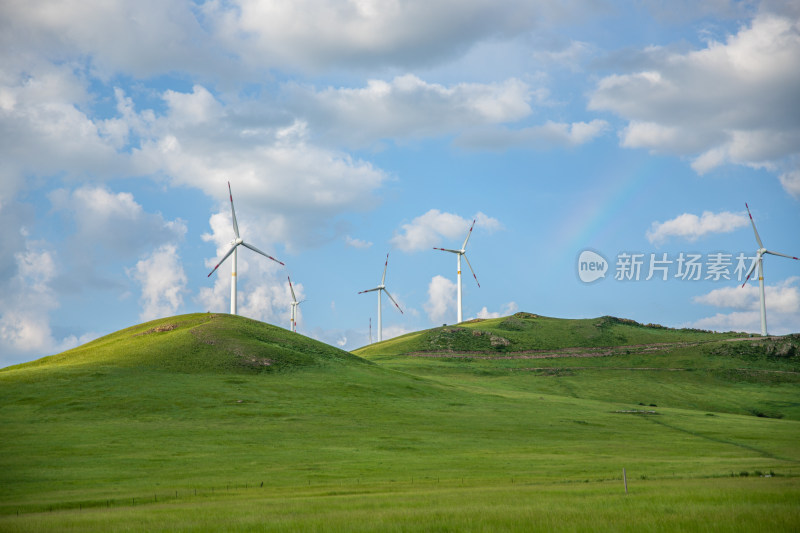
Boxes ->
[355,313,800,421]
[1,313,798,531]
[353,312,745,357]
[12,313,365,374]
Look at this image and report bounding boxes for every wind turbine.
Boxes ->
[358,253,403,342]
[369,317,372,344]
[207,181,284,315]
[287,275,305,333]
[741,202,799,336]
[434,219,480,324]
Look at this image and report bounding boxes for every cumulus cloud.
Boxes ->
[0,63,128,203]
[0,239,92,365]
[288,74,532,147]
[779,169,800,198]
[210,0,553,71]
[127,244,188,321]
[126,86,387,249]
[391,209,501,252]
[345,236,373,249]
[588,9,800,195]
[646,210,749,244]
[0,0,220,78]
[456,119,609,150]
[198,210,295,326]
[475,301,519,319]
[0,186,187,361]
[49,185,187,258]
[424,275,457,324]
[691,276,800,334]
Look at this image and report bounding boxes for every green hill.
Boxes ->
[13,313,364,374]
[353,312,745,357]
[1,313,799,531]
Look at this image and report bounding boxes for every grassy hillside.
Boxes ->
[353,312,745,357]
[355,313,800,421]
[1,313,799,531]
[14,313,364,373]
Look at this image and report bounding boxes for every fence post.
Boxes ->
[623,468,628,494]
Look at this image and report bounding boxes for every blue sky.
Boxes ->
[2,0,799,367]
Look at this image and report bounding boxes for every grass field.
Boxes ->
[1,313,799,531]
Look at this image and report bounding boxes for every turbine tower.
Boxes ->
[288,275,305,333]
[434,219,480,324]
[741,202,799,336]
[208,182,284,315]
[358,253,403,342]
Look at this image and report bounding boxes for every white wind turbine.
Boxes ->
[207,181,284,315]
[434,219,480,324]
[287,275,305,333]
[741,202,799,336]
[358,253,403,342]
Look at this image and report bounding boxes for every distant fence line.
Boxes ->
[5,469,790,517]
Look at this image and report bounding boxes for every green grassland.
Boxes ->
[1,312,799,531]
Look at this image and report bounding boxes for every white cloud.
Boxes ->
[381,324,414,341]
[779,169,800,198]
[198,210,294,326]
[0,0,220,78]
[424,275,456,324]
[0,185,187,366]
[691,276,800,334]
[589,9,800,189]
[0,64,128,203]
[456,119,609,150]
[49,186,187,257]
[211,0,554,71]
[531,40,594,71]
[288,74,532,147]
[345,236,373,249]
[475,301,519,319]
[646,210,749,244]
[126,85,388,249]
[127,244,188,321]
[0,240,70,364]
[391,209,501,252]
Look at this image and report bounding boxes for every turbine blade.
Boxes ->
[241,242,285,265]
[228,181,240,239]
[359,287,380,294]
[745,203,764,249]
[381,253,389,285]
[433,247,460,254]
[383,288,404,314]
[288,275,297,303]
[741,258,758,288]
[764,250,799,261]
[207,243,238,277]
[461,219,476,251]
[462,253,480,288]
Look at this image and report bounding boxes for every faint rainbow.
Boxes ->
[553,156,659,260]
